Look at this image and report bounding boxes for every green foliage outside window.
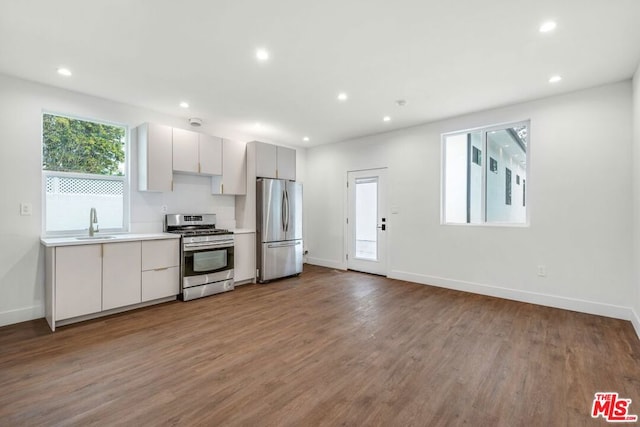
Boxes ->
[42,114,125,175]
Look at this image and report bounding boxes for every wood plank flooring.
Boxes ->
[1,265,639,426]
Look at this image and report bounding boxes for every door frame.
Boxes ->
[344,167,389,276]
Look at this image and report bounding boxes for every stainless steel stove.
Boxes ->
[164,214,234,301]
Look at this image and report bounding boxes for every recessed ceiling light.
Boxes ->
[255,122,262,128]
[539,21,557,33]
[57,67,72,77]
[256,48,269,61]
[179,101,189,108]
[549,75,562,83]
[303,136,310,142]
[337,92,348,102]
[383,116,391,122]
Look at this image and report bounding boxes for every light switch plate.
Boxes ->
[20,203,32,216]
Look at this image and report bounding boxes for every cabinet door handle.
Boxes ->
[154,267,169,272]
[221,183,224,194]
[198,162,201,173]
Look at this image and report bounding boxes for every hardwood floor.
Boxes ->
[1,265,639,426]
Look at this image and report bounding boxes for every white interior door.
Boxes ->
[347,168,387,275]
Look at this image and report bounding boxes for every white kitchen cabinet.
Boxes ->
[138,123,173,192]
[142,268,179,302]
[254,141,277,179]
[173,128,222,176]
[102,241,142,311]
[212,139,246,195]
[199,133,223,175]
[251,141,296,180]
[55,244,102,321]
[172,128,199,173]
[276,146,296,180]
[234,232,256,284]
[44,235,181,331]
[236,142,297,229]
[141,239,180,301]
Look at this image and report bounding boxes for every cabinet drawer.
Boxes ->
[142,239,179,270]
[142,266,179,301]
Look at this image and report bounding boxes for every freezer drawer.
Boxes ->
[259,240,303,282]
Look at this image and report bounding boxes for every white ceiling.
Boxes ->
[1,0,639,147]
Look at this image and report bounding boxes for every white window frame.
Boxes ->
[441,120,530,227]
[41,112,130,237]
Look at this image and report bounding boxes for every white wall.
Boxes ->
[444,134,468,223]
[306,81,635,321]
[0,73,262,326]
[632,64,640,336]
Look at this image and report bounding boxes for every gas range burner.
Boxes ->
[164,213,233,237]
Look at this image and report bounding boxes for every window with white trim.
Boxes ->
[42,113,128,235]
[442,121,529,225]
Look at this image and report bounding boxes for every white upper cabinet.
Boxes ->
[212,139,246,195]
[252,141,296,180]
[172,128,199,173]
[173,128,222,176]
[137,123,173,192]
[276,146,296,181]
[199,133,223,175]
[255,141,278,178]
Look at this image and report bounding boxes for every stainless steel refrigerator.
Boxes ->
[256,178,303,282]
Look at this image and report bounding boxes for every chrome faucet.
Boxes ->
[89,207,99,236]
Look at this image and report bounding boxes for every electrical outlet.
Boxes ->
[161,205,168,213]
[20,203,32,216]
[537,265,547,277]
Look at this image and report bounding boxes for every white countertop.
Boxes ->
[41,232,180,247]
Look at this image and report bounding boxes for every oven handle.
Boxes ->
[184,242,234,251]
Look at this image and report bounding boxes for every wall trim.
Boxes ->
[0,305,44,328]
[389,270,635,322]
[631,309,640,340]
[306,257,346,271]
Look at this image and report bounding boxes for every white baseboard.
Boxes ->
[306,257,346,270]
[631,309,640,340]
[389,270,635,322]
[0,305,44,328]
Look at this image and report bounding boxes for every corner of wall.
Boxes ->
[631,308,640,340]
[633,62,640,340]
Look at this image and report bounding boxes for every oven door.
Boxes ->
[183,243,234,288]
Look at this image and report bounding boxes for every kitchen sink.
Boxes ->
[75,235,116,240]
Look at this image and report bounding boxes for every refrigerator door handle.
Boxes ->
[284,189,290,232]
[281,190,286,232]
[267,241,301,249]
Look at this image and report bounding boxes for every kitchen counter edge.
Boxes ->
[40,233,180,247]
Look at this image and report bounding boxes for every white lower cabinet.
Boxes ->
[47,237,180,330]
[141,239,180,301]
[55,244,102,321]
[142,268,179,301]
[234,232,256,284]
[102,241,142,311]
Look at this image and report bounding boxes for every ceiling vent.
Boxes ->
[189,117,203,127]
